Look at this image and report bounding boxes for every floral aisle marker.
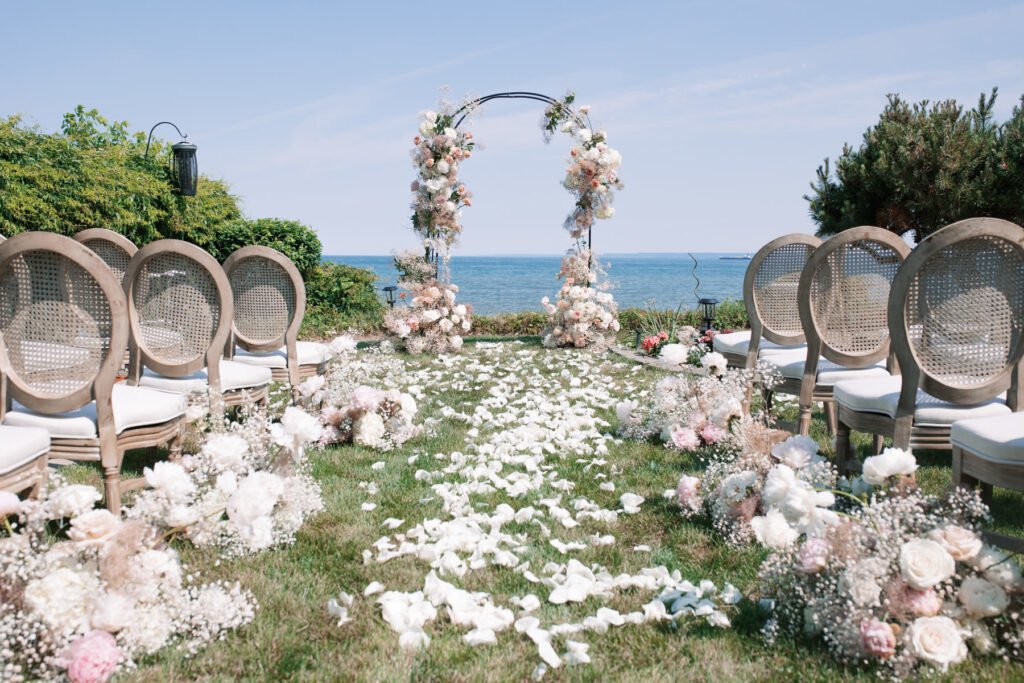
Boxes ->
[325,342,739,671]
[386,90,623,352]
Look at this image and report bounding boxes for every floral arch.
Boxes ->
[385,91,623,353]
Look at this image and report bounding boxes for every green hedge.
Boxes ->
[0,107,385,331]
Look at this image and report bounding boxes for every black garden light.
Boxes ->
[383,285,398,308]
[698,297,718,334]
[145,122,198,196]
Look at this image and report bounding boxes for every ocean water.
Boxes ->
[323,253,750,315]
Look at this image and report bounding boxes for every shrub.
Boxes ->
[205,217,322,275]
[302,262,385,337]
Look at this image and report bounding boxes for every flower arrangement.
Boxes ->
[409,104,475,266]
[672,432,840,547]
[617,366,757,453]
[541,93,623,240]
[540,249,619,349]
[0,474,257,682]
[758,463,1024,676]
[126,406,325,557]
[316,384,420,450]
[384,275,471,354]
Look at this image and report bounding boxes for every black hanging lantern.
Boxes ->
[383,285,398,308]
[698,297,718,333]
[145,121,198,196]
[171,140,198,196]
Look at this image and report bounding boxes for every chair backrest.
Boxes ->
[890,217,1024,410]
[73,229,138,284]
[798,227,911,368]
[222,246,305,354]
[123,240,232,389]
[743,234,822,363]
[0,233,127,416]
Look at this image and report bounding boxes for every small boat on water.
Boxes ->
[720,254,752,260]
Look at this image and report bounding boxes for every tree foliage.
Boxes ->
[806,89,1024,241]
[205,217,323,275]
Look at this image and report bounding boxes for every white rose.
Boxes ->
[439,318,454,333]
[718,470,757,505]
[400,393,418,419]
[24,567,96,633]
[46,485,101,519]
[144,461,195,504]
[67,509,121,546]
[422,310,440,324]
[615,399,639,424]
[906,616,967,672]
[454,304,467,316]
[958,575,1009,617]
[771,435,821,469]
[354,412,387,448]
[201,433,249,472]
[227,472,283,527]
[899,539,955,590]
[927,525,982,562]
[750,510,798,549]
[970,545,1024,588]
[700,351,728,375]
[90,591,136,632]
[761,464,798,509]
[658,343,689,367]
[861,447,918,486]
[839,567,882,606]
[449,335,464,350]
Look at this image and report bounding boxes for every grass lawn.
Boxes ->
[65,341,1024,681]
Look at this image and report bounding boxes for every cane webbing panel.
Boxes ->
[811,240,902,355]
[230,256,296,345]
[132,252,220,365]
[753,243,815,337]
[0,251,111,396]
[906,236,1024,387]
[82,239,132,284]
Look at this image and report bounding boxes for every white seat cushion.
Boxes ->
[768,357,890,386]
[0,425,50,475]
[232,341,330,369]
[833,374,1010,426]
[951,414,1024,464]
[3,384,187,439]
[712,330,806,358]
[138,359,273,395]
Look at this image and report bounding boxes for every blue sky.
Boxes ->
[3,1,1023,255]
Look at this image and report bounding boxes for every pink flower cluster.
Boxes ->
[540,250,619,349]
[384,278,472,354]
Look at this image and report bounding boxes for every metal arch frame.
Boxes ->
[445,91,594,262]
[144,121,189,158]
[451,91,586,129]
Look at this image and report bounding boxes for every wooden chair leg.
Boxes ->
[103,461,122,515]
[871,434,885,454]
[169,425,183,460]
[835,420,851,476]
[823,401,837,436]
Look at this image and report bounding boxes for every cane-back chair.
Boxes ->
[833,218,1024,474]
[73,228,138,284]
[124,240,272,412]
[0,425,50,497]
[0,233,187,512]
[713,234,820,369]
[223,246,329,390]
[786,227,910,436]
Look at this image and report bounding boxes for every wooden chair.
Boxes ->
[713,234,820,369]
[833,218,1024,474]
[788,227,910,436]
[222,246,329,393]
[0,233,187,512]
[123,239,272,413]
[0,425,50,497]
[952,413,1024,552]
[72,228,138,284]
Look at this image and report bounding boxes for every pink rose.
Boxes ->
[796,537,830,574]
[670,427,700,451]
[904,587,942,617]
[699,423,725,444]
[63,631,120,683]
[676,475,700,507]
[860,619,896,659]
[350,386,383,412]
